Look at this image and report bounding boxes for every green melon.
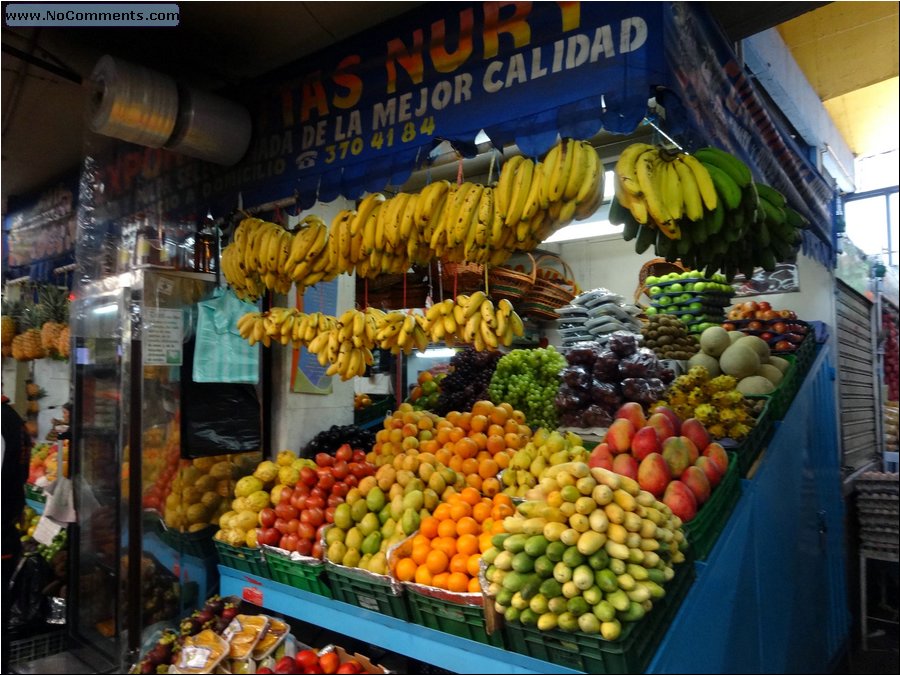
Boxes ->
[688,351,721,376]
[758,364,783,386]
[734,335,770,363]
[699,326,731,357]
[719,344,761,379]
[736,376,775,395]
[768,355,790,373]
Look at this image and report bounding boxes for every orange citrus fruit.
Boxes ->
[447,572,470,593]
[396,558,417,582]
[425,549,449,575]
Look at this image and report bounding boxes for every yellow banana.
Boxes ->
[509,311,525,337]
[660,160,684,222]
[495,155,524,219]
[451,183,482,248]
[615,142,654,196]
[575,143,601,205]
[352,193,385,237]
[399,193,419,239]
[563,140,587,202]
[679,154,718,211]
[540,142,561,206]
[480,297,496,329]
[548,139,575,203]
[521,161,545,223]
[465,291,487,319]
[505,158,534,227]
[672,157,704,222]
[480,319,499,349]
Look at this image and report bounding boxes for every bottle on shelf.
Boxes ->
[195,214,219,273]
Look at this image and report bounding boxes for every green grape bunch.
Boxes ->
[488,347,567,428]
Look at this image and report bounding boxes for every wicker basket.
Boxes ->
[441,260,485,296]
[489,253,536,303]
[634,258,689,303]
[521,254,577,320]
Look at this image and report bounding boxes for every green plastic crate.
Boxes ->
[793,330,817,376]
[265,551,333,598]
[214,540,270,578]
[504,555,695,673]
[746,354,800,421]
[326,564,409,620]
[9,629,67,664]
[354,396,393,429]
[159,524,217,559]
[682,452,741,560]
[24,483,46,504]
[728,398,775,477]
[406,589,504,648]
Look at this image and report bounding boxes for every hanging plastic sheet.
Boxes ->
[660,2,836,267]
[192,287,260,384]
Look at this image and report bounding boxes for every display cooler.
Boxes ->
[67,267,261,671]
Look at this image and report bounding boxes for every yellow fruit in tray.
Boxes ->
[254,460,279,483]
[276,450,297,467]
[233,510,259,532]
[192,456,217,472]
[188,523,209,533]
[234,475,263,498]
[182,487,203,505]
[217,479,234,497]
[186,503,209,525]
[195,474,218,493]
[201,491,222,511]
[224,528,247,547]
[277,465,300,487]
[219,511,237,529]
[210,461,237,480]
[232,497,249,512]
[245,490,271,512]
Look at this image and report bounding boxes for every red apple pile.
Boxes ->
[261,648,364,674]
[588,402,730,523]
[257,445,375,558]
[723,300,808,353]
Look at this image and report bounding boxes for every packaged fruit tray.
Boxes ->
[325,560,410,620]
[723,318,812,357]
[503,553,696,674]
[721,399,775,477]
[682,452,741,560]
[263,546,333,598]
[215,540,270,579]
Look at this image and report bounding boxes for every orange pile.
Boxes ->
[393,489,514,593]
[431,400,532,496]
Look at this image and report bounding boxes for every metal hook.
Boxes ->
[642,117,683,152]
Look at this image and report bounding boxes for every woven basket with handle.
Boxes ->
[521,254,578,320]
[634,258,689,303]
[489,252,536,303]
[441,260,485,295]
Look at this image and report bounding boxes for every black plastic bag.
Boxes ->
[180,338,261,456]
[9,553,50,630]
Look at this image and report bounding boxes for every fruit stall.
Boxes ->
[2,2,868,673]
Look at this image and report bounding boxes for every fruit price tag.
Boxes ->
[242,587,263,605]
[33,515,63,546]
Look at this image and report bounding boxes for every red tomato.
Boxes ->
[258,527,280,547]
[275,503,298,521]
[306,495,325,511]
[310,487,326,500]
[325,506,336,524]
[295,649,319,673]
[327,494,343,508]
[311,541,323,559]
[284,518,300,535]
[278,486,294,504]
[297,522,316,541]
[317,473,336,492]
[344,474,358,488]
[296,537,313,557]
[319,652,340,674]
[291,492,308,511]
[331,461,350,480]
[274,517,289,534]
[336,662,361,674]
[258,508,277,529]
[306,508,325,528]
[352,450,367,464]
[280,533,299,552]
[348,463,366,479]
[331,482,349,498]
[300,467,318,487]
[335,445,353,462]
[315,452,335,468]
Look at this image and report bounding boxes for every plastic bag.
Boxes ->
[181,338,262,456]
[560,365,591,391]
[193,287,260,384]
[9,553,51,630]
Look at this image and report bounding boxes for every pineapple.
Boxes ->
[2,298,19,346]
[18,303,46,360]
[38,285,69,355]
[56,325,70,359]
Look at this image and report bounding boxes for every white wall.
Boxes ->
[269,198,356,456]
[542,233,837,326]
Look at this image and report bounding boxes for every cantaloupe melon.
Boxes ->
[758,364,783,386]
[768,355,790,373]
[734,335,770,364]
[688,351,721,377]
[736,376,775,395]
[719,344,761,379]
[700,326,731,357]
[727,331,744,345]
